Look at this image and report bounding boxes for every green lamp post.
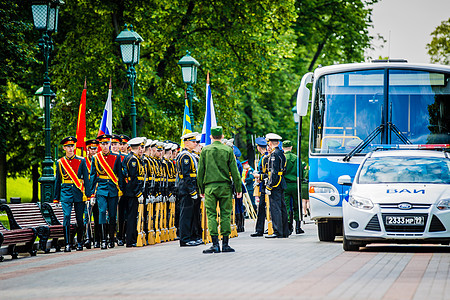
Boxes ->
[116,24,143,138]
[178,51,200,127]
[31,0,64,203]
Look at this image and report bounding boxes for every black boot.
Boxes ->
[221,236,235,253]
[101,224,108,250]
[236,213,243,233]
[63,226,71,252]
[203,236,221,254]
[288,222,293,235]
[84,223,92,249]
[109,222,116,248]
[94,223,101,248]
[296,221,304,234]
[76,225,84,251]
[240,213,245,232]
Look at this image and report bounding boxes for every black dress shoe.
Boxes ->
[195,239,203,245]
[264,230,268,234]
[126,243,136,248]
[180,241,199,247]
[296,228,305,234]
[76,243,83,251]
[94,241,100,248]
[64,245,71,252]
[250,232,263,237]
[117,239,124,246]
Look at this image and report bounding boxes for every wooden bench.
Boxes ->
[0,203,62,253]
[0,221,37,261]
[41,202,78,244]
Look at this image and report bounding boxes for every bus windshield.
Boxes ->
[311,68,450,154]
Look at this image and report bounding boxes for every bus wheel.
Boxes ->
[318,221,336,242]
[343,235,359,251]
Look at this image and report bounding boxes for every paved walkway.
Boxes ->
[1,219,450,299]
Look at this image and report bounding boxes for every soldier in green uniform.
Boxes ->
[282,140,304,234]
[197,126,242,253]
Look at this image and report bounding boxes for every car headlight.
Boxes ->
[348,195,373,210]
[436,199,450,210]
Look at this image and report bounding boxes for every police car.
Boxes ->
[339,145,450,251]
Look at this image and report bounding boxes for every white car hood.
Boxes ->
[351,184,450,204]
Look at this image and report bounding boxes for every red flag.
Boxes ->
[76,78,87,154]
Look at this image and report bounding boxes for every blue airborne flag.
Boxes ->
[181,91,192,148]
[201,72,217,146]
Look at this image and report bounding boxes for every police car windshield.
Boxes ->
[358,156,450,184]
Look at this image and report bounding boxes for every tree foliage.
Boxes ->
[427,18,450,65]
[1,0,378,198]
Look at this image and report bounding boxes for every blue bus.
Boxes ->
[296,61,450,241]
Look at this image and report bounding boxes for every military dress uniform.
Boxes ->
[265,133,290,238]
[197,126,242,253]
[90,134,123,249]
[54,136,91,252]
[251,137,269,237]
[176,133,201,247]
[117,134,131,246]
[83,138,99,249]
[122,137,145,247]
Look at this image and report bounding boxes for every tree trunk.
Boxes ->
[0,152,6,200]
[32,164,40,203]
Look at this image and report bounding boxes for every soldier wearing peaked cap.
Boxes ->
[83,138,99,249]
[282,140,304,235]
[265,133,290,238]
[54,136,91,252]
[119,134,131,154]
[122,137,146,247]
[177,132,202,247]
[250,137,270,237]
[197,126,242,253]
[90,134,124,249]
[116,134,131,246]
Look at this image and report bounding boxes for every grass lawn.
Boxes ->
[6,177,33,203]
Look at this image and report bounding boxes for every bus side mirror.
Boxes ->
[338,175,352,186]
[296,72,313,117]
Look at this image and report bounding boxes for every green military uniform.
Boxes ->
[197,127,241,253]
[284,150,300,222]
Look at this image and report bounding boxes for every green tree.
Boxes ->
[427,18,450,65]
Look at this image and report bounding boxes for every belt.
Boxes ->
[127,176,145,181]
[99,175,110,180]
[63,180,74,184]
[168,179,176,182]
[179,174,196,179]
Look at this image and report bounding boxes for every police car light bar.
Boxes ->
[370,144,450,151]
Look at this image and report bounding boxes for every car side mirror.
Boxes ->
[338,175,352,186]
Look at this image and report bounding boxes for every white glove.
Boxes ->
[90,197,96,206]
[169,195,176,203]
[138,195,144,204]
[252,171,259,178]
[145,197,151,205]
[192,193,198,200]
[265,189,271,195]
[255,196,260,205]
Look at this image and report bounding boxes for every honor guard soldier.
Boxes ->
[265,133,290,238]
[282,140,304,234]
[84,138,99,249]
[177,132,202,247]
[111,134,122,154]
[90,134,124,249]
[116,134,130,246]
[122,137,145,247]
[250,137,270,237]
[54,136,91,252]
[197,126,242,253]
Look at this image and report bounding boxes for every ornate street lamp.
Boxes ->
[31,0,64,203]
[116,24,143,138]
[178,51,200,127]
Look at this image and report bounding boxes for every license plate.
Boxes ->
[385,216,425,226]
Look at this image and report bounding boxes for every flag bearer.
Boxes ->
[90,134,123,249]
[54,136,91,252]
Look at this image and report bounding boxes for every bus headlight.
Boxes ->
[436,199,450,210]
[349,195,373,210]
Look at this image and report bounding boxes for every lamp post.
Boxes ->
[31,0,64,203]
[292,105,303,222]
[116,24,143,138]
[178,51,200,127]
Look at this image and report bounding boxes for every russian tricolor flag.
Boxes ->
[98,79,113,136]
[201,72,217,146]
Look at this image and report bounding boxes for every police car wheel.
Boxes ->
[343,235,359,251]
